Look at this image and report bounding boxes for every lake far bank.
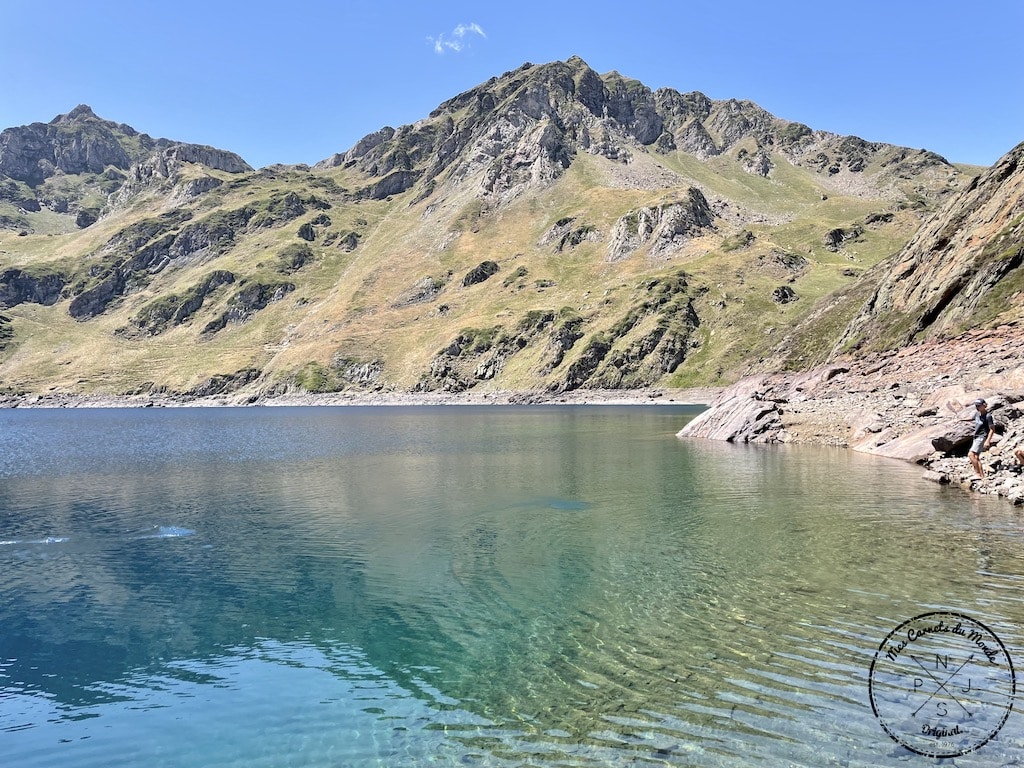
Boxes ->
[6,324,1024,508]
[0,387,720,410]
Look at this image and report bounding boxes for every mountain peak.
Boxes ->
[53,104,98,124]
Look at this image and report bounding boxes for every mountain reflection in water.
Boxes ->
[1,405,1022,767]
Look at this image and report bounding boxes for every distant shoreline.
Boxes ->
[0,387,719,410]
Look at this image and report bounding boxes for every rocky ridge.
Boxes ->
[0,104,251,232]
[832,141,1024,353]
[0,58,998,402]
[319,57,959,216]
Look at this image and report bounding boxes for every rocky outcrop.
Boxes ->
[462,260,499,286]
[201,281,295,334]
[559,272,701,390]
[118,270,236,337]
[607,188,716,261]
[173,175,224,201]
[538,217,600,252]
[678,375,784,443]
[362,170,421,200]
[392,275,446,308]
[187,368,262,397]
[277,244,315,274]
[757,250,809,279]
[0,105,134,184]
[0,268,67,307]
[823,225,865,252]
[160,144,249,174]
[772,285,799,304]
[541,310,585,372]
[322,230,360,251]
[417,271,701,393]
[679,326,1024,504]
[418,310,563,392]
[418,325,506,392]
[75,209,99,228]
[0,105,250,191]
[331,356,384,388]
[247,191,308,229]
[69,207,255,319]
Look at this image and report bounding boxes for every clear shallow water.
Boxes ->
[1,405,1023,767]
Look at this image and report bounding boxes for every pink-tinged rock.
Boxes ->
[855,423,955,462]
[922,385,969,415]
[979,366,1024,390]
[677,375,783,443]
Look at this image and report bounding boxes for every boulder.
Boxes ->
[930,422,974,454]
[677,375,783,443]
[462,261,499,286]
[856,423,954,462]
[772,285,799,304]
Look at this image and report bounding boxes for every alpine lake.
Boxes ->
[2,404,1023,766]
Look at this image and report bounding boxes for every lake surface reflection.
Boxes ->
[1,405,1022,766]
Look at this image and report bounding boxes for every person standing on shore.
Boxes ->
[969,398,996,478]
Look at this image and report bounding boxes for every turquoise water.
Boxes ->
[1,405,1022,766]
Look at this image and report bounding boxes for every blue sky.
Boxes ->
[2,0,1021,169]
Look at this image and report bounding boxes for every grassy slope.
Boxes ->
[0,140,955,395]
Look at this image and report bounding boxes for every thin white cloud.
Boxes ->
[430,22,486,54]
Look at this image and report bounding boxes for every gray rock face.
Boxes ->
[0,269,67,308]
[188,367,262,397]
[607,188,716,261]
[0,106,134,184]
[201,282,295,334]
[392,276,445,308]
[0,105,250,188]
[678,375,784,443]
[462,261,499,286]
[162,144,249,174]
[364,170,420,200]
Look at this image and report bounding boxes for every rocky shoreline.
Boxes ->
[678,325,1024,506]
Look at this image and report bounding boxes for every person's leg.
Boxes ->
[969,435,987,478]
[1015,447,1024,466]
[970,450,984,478]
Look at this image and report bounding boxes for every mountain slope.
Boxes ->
[766,141,1024,370]
[834,141,1024,350]
[0,58,990,399]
